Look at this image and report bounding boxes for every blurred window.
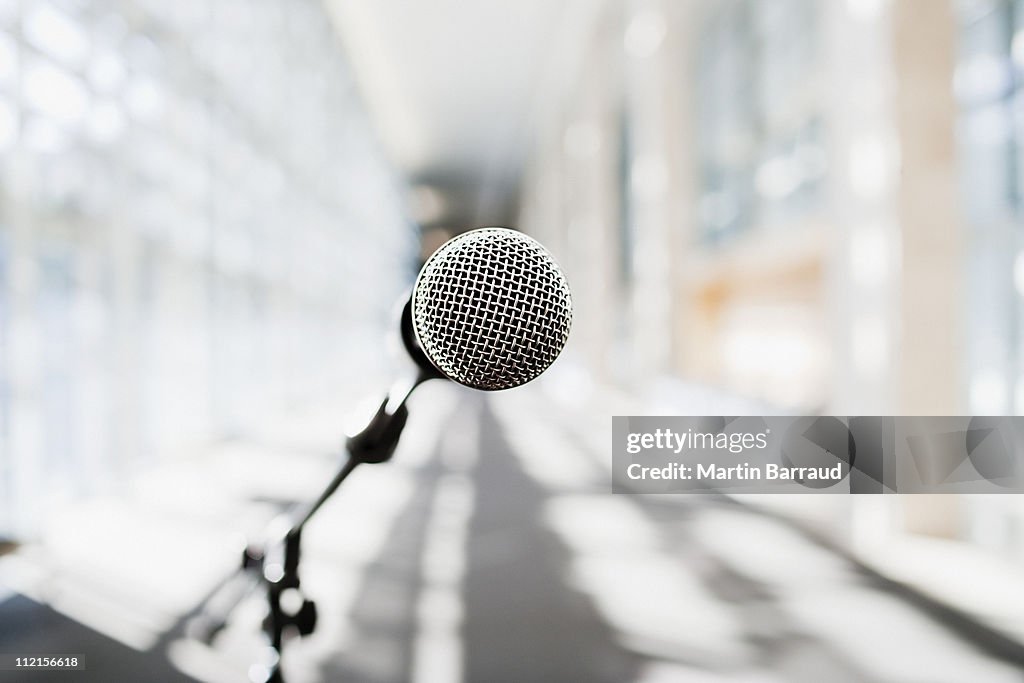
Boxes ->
[695,0,823,244]
[956,0,1023,413]
[0,0,414,538]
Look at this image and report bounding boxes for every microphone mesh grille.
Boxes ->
[412,228,572,390]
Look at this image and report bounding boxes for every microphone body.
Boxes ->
[408,227,573,390]
[360,226,574,458]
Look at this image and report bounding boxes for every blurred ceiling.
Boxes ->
[325,0,595,230]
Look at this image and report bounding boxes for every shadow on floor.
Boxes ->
[0,594,196,683]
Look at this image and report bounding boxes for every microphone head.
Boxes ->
[411,227,572,391]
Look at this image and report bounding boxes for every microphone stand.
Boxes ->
[247,370,430,683]
[249,302,444,683]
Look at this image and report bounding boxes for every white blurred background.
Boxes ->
[1,0,1024,682]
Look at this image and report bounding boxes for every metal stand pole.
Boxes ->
[253,370,434,682]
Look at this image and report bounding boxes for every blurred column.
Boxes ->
[622,0,689,381]
[893,0,964,414]
[889,0,964,546]
[561,36,621,377]
[661,1,700,382]
[109,153,141,478]
[5,0,45,534]
[7,143,43,537]
[824,0,900,414]
[518,0,617,381]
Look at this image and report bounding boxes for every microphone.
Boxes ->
[404,226,574,390]
[357,226,574,463]
[236,227,572,683]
